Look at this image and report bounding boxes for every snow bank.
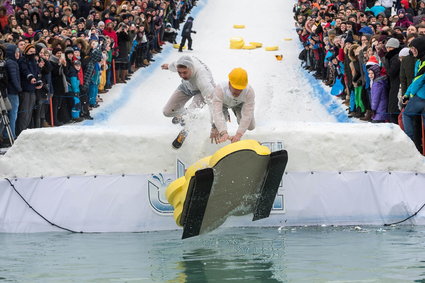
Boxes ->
[0,0,423,178]
[1,122,423,178]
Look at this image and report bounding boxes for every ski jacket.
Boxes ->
[370,76,389,121]
[405,59,425,100]
[181,17,194,37]
[168,55,215,102]
[212,81,255,135]
[384,48,402,113]
[5,44,21,94]
[18,54,40,93]
[376,0,393,8]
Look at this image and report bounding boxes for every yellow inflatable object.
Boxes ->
[229,37,245,49]
[233,24,245,29]
[265,46,279,51]
[284,38,293,41]
[249,42,263,48]
[242,45,256,50]
[173,44,186,49]
[166,156,210,225]
[166,140,270,226]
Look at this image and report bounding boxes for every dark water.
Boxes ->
[1,226,425,282]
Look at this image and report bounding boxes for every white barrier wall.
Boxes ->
[1,171,425,233]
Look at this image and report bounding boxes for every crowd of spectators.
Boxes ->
[0,0,197,147]
[294,0,425,153]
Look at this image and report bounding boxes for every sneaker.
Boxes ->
[82,114,94,120]
[72,117,85,122]
[172,116,183,124]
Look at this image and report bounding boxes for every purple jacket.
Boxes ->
[395,16,413,28]
[371,76,389,121]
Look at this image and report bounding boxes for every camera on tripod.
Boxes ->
[0,95,14,147]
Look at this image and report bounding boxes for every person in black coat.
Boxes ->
[16,44,43,136]
[383,38,402,124]
[50,47,69,126]
[117,23,130,83]
[178,16,196,52]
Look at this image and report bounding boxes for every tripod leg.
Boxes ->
[1,113,14,146]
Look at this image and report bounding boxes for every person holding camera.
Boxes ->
[16,44,43,136]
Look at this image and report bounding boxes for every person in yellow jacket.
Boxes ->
[211,68,255,144]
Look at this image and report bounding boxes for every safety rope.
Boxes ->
[4,177,81,233]
[384,202,425,226]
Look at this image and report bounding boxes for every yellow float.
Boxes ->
[165,140,289,239]
[265,46,279,51]
[242,45,256,50]
[233,24,246,29]
[249,42,263,48]
[173,44,186,49]
[229,37,245,49]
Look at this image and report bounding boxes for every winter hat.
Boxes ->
[401,0,410,8]
[52,47,62,55]
[73,60,81,66]
[397,8,406,15]
[65,46,74,55]
[105,19,112,25]
[97,21,105,27]
[24,44,35,54]
[366,55,379,67]
[35,42,46,53]
[72,45,80,51]
[368,64,381,78]
[345,36,354,44]
[377,34,388,43]
[409,37,425,58]
[399,47,410,57]
[385,38,400,49]
[359,26,373,35]
[328,29,337,36]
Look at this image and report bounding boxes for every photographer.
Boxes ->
[17,44,42,136]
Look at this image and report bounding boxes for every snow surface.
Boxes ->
[0,0,424,178]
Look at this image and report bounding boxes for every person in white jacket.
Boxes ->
[376,0,394,17]
[161,55,215,124]
[212,68,255,144]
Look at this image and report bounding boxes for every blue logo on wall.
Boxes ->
[148,173,174,215]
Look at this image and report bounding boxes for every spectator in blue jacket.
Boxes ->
[5,44,21,139]
[403,37,425,152]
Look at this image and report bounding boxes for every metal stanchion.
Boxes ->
[422,114,425,156]
[112,59,116,85]
[49,96,54,127]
